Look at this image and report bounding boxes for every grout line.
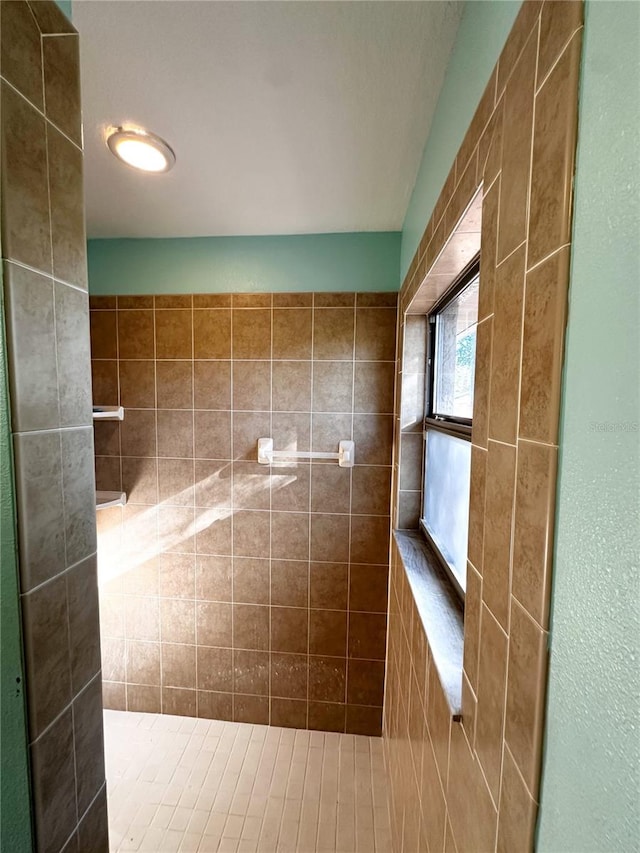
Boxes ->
[152,302,161,715]
[22,550,98,598]
[3,258,88,294]
[525,241,571,275]
[306,300,315,728]
[535,26,583,96]
[1,75,83,153]
[191,295,198,717]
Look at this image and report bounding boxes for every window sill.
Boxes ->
[393,530,464,718]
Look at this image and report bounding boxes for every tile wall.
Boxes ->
[0,2,108,851]
[90,291,396,736]
[385,1,584,851]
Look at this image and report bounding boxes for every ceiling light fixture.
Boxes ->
[106,126,176,173]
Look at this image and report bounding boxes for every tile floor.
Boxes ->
[105,710,392,852]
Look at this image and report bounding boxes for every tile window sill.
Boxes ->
[393,530,464,716]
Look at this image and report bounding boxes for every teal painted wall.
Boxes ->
[537,2,640,850]
[56,0,72,20]
[0,271,33,853]
[400,0,521,278]
[87,232,400,295]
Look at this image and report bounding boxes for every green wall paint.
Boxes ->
[400,0,521,278]
[537,2,640,850]
[87,232,401,295]
[55,0,72,20]
[0,271,33,853]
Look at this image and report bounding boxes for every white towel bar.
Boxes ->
[257,438,355,468]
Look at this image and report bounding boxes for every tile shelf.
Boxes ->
[93,406,124,421]
[96,491,127,511]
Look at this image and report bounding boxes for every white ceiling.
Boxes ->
[74,1,462,239]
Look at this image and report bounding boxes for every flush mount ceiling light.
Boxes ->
[106,126,175,173]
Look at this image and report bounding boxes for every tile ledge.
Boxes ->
[393,530,464,717]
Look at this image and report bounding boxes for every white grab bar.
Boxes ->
[257,438,355,468]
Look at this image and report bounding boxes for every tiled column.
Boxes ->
[0,2,108,851]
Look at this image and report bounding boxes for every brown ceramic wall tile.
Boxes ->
[388,4,581,846]
[505,600,548,794]
[313,308,355,360]
[512,440,557,627]
[0,0,44,108]
[479,178,499,321]
[496,0,541,96]
[120,360,155,408]
[273,308,312,359]
[427,658,452,786]
[355,308,396,361]
[463,564,482,692]
[350,515,390,565]
[42,33,81,145]
[354,362,395,413]
[21,573,72,738]
[93,294,394,733]
[349,564,389,614]
[271,360,312,412]
[232,309,271,359]
[482,441,516,631]
[233,556,269,604]
[30,708,77,853]
[198,690,232,721]
[48,125,87,288]
[193,309,231,359]
[447,723,498,853]
[528,34,581,268]
[309,562,348,610]
[488,244,525,444]
[519,247,570,444]
[420,730,447,852]
[309,657,346,704]
[271,653,308,701]
[310,464,350,514]
[497,745,537,853]
[475,605,508,803]
[157,361,193,409]
[468,445,487,571]
[155,310,192,359]
[234,649,269,696]
[0,81,51,273]
[119,295,153,309]
[194,360,231,410]
[497,26,537,262]
[195,410,232,460]
[538,0,583,83]
[232,360,270,411]
[163,687,197,717]
[118,310,154,359]
[353,414,394,466]
[4,263,59,432]
[309,610,347,658]
[272,293,313,308]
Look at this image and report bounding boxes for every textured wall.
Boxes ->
[385,1,585,850]
[537,2,640,849]
[0,2,108,851]
[91,291,395,736]
[88,233,401,295]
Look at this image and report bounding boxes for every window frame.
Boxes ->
[420,255,480,602]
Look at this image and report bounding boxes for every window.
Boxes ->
[421,259,479,599]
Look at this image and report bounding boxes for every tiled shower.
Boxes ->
[1,0,590,851]
[90,292,396,736]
